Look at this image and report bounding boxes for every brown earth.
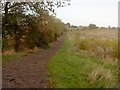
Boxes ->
[2,36,64,88]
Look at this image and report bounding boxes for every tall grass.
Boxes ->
[47,31,118,88]
[68,30,118,60]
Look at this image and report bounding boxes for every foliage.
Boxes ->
[2,1,67,52]
[89,24,97,29]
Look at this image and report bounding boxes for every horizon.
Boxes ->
[55,0,119,27]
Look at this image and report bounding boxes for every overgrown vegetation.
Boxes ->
[47,30,118,88]
[69,29,118,60]
[2,1,68,53]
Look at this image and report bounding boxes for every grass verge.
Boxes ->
[47,34,118,88]
[2,47,43,65]
[2,52,27,65]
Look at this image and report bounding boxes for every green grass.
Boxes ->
[2,54,18,64]
[47,35,118,88]
[2,52,27,64]
[2,47,42,65]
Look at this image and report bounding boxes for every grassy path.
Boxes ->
[47,33,118,88]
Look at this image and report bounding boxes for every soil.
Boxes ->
[2,36,64,88]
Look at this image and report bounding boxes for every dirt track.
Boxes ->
[2,36,64,88]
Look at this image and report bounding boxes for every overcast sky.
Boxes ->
[55,0,119,27]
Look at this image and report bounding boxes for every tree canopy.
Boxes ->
[2,1,69,52]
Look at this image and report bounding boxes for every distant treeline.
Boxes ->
[2,1,68,52]
[66,23,118,30]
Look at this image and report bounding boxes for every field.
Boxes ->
[74,28,118,39]
[47,28,118,88]
[69,28,118,59]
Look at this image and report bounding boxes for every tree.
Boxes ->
[2,2,28,51]
[66,23,70,27]
[88,24,97,29]
[2,1,69,52]
[108,26,111,29]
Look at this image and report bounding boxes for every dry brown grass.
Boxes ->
[88,67,112,82]
[64,30,119,88]
[68,28,118,60]
[77,28,118,39]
